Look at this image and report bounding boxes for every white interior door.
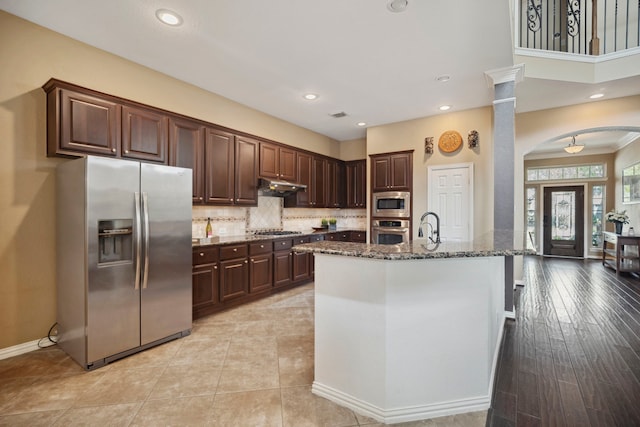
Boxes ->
[428,163,473,242]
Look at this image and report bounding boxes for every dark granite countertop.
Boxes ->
[292,230,534,260]
[192,228,366,247]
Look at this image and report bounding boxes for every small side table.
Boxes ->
[602,231,640,276]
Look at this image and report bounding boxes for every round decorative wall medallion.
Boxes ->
[438,130,463,153]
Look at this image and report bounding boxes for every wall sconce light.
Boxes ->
[468,130,479,148]
[425,137,434,154]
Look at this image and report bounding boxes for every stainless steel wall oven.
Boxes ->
[371,219,410,245]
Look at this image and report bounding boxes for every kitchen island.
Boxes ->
[293,231,531,424]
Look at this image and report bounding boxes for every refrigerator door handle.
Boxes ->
[134,192,142,290]
[142,192,150,289]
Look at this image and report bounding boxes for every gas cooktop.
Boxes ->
[253,230,302,236]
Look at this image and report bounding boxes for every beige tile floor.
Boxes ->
[0,284,487,426]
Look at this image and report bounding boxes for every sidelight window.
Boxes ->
[591,185,605,248]
[526,187,537,250]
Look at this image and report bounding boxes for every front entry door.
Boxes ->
[543,186,584,257]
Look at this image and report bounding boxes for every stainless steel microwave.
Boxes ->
[372,191,411,218]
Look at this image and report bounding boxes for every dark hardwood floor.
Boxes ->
[487,256,640,427]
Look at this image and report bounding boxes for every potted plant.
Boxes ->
[320,218,329,229]
[605,209,629,234]
[329,218,337,231]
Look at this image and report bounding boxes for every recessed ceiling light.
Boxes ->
[303,93,318,100]
[439,105,451,111]
[387,0,409,13]
[436,75,451,82]
[156,9,183,26]
[589,93,604,99]
[357,122,367,127]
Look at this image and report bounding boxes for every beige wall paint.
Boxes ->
[339,138,366,161]
[615,139,640,231]
[0,11,338,349]
[367,107,495,239]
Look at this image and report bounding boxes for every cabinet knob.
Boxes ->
[260,244,264,248]
[111,148,116,153]
[233,248,237,252]
[124,150,129,154]
[281,242,285,245]
[229,199,233,202]
[200,252,204,256]
[214,266,218,269]
[199,197,203,201]
[244,260,248,264]
[251,258,254,262]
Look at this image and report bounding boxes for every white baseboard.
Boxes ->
[0,339,41,360]
[504,310,516,320]
[312,381,490,424]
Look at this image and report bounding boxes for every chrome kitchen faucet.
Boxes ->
[417,211,441,243]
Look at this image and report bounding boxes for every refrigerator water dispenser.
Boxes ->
[98,219,133,264]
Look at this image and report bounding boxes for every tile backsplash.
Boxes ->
[192,196,366,237]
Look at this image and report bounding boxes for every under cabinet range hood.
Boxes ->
[258,178,306,196]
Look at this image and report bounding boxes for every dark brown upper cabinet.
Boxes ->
[311,156,327,207]
[234,136,259,205]
[121,105,168,163]
[346,160,367,208]
[44,79,168,164]
[43,79,360,210]
[259,142,297,182]
[46,83,120,158]
[326,158,345,208]
[370,151,413,192]
[169,117,205,203]
[204,129,258,206]
[285,152,312,207]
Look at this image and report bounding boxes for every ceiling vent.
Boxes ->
[329,111,348,118]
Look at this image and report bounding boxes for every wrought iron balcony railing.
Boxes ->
[519,0,639,55]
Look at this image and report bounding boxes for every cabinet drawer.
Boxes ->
[220,244,248,260]
[250,241,272,255]
[273,238,293,251]
[193,246,219,265]
[293,236,311,246]
[351,231,366,243]
[309,234,325,243]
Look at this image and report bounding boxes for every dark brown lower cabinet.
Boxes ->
[326,232,349,242]
[192,246,220,318]
[219,244,249,302]
[249,241,273,294]
[193,233,358,319]
[350,231,366,243]
[308,234,325,276]
[192,264,218,310]
[292,236,311,282]
[273,238,293,288]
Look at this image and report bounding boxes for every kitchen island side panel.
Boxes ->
[312,254,505,423]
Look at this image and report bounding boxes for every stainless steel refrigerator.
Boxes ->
[56,156,192,370]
